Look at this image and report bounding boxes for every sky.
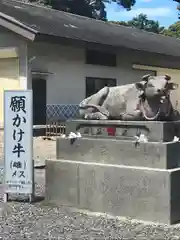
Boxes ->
[106,0,179,27]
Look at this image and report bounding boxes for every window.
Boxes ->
[86,49,116,67]
[86,77,117,97]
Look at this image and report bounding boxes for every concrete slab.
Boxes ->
[56,138,180,169]
[45,160,180,224]
[45,160,79,206]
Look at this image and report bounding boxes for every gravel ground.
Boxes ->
[0,170,179,239]
[1,131,180,239]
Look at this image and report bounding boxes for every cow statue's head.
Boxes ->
[135,74,179,120]
[136,74,178,100]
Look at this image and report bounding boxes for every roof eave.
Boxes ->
[0,12,37,41]
[35,33,180,58]
[0,12,179,59]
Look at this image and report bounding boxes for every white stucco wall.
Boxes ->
[28,42,155,105]
[1,27,180,122]
[0,28,149,108]
[0,27,30,124]
[0,27,29,89]
[85,56,153,86]
[1,27,180,108]
[28,43,85,105]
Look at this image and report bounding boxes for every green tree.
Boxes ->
[161,21,180,38]
[110,14,164,34]
[110,20,130,26]
[28,0,136,20]
[127,14,164,33]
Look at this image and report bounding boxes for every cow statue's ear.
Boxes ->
[165,74,171,81]
[168,82,179,90]
[135,82,145,90]
[141,74,151,82]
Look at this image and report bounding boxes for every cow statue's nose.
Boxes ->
[157,89,161,93]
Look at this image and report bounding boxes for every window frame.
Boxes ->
[85,49,117,67]
[85,77,117,98]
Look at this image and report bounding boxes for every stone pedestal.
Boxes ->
[66,119,180,142]
[56,138,180,169]
[45,120,180,224]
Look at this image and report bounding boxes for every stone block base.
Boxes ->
[56,138,180,169]
[45,159,180,225]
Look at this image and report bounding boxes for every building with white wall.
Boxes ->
[1,0,180,125]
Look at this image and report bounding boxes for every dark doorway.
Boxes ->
[32,79,46,125]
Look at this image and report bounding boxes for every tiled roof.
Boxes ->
[1,0,180,57]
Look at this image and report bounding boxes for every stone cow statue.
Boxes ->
[79,74,179,121]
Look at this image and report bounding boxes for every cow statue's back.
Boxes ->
[79,74,179,121]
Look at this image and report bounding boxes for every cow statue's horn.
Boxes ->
[165,74,171,81]
[141,74,151,82]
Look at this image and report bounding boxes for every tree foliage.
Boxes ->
[28,0,136,20]
[110,20,130,26]
[110,14,164,34]
[161,21,180,38]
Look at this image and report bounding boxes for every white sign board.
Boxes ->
[4,90,33,196]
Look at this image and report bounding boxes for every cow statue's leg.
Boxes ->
[121,110,142,121]
[84,112,109,120]
[79,87,109,119]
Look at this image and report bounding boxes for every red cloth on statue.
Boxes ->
[107,127,116,136]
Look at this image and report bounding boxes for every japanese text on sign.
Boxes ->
[4,91,33,194]
[10,96,26,178]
